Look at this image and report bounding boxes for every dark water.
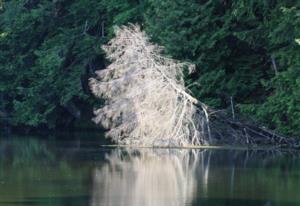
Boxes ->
[0,134,300,206]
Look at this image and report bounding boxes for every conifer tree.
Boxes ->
[90,25,211,146]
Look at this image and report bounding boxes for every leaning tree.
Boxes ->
[89,24,300,148]
[89,24,211,146]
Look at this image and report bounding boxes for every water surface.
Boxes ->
[0,134,300,206]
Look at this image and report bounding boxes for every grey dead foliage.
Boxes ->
[89,24,211,146]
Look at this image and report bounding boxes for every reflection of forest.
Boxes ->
[0,136,104,206]
[1,137,300,206]
[0,134,108,166]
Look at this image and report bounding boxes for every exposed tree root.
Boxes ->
[208,111,300,149]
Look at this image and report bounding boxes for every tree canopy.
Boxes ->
[0,0,299,137]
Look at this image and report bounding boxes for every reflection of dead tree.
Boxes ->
[90,24,300,148]
[91,148,300,206]
[91,149,198,206]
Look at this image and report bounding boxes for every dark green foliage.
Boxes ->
[236,2,300,136]
[144,0,272,108]
[0,0,299,137]
[0,0,106,128]
[144,0,300,137]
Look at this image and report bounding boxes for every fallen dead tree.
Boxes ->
[89,24,208,146]
[89,24,300,148]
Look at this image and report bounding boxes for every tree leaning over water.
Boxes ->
[90,24,300,148]
[89,24,212,146]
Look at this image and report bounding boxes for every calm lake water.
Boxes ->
[0,134,300,206]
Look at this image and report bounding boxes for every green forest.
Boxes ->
[0,0,299,137]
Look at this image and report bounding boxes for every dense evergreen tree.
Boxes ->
[145,0,271,107]
[0,0,107,128]
[230,1,300,136]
